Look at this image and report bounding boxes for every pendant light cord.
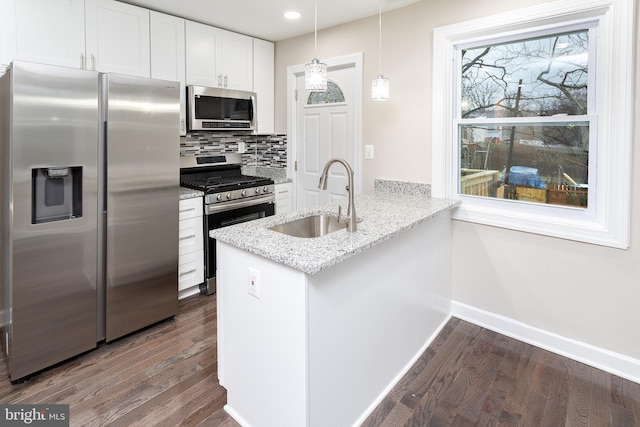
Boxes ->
[378,0,383,75]
[314,1,318,59]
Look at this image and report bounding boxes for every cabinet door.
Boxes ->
[253,38,274,134]
[185,20,222,88]
[150,11,186,135]
[0,0,85,69]
[85,0,150,77]
[221,30,253,91]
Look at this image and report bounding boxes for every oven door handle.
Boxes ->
[205,194,275,215]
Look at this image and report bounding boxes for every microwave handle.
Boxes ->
[251,93,258,130]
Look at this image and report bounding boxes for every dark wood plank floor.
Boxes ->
[362,317,640,427]
[1,295,638,426]
[0,294,239,427]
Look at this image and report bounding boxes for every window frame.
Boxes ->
[431,0,634,249]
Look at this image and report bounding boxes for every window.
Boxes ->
[307,81,345,104]
[459,30,592,208]
[432,0,634,248]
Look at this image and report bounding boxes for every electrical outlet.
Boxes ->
[248,267,261,299]
[365,144,374,160]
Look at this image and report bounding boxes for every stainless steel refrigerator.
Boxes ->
[0,61,179,381]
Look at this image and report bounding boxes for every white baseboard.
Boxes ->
[452,301,640,384]
[224,404,251,427]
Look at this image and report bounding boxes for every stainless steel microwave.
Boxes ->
[187,85,257,132]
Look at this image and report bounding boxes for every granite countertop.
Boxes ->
[179,187,204,200]
[210,180,460,274]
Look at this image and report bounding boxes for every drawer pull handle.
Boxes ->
[180,207,196,213]
[179,234,196,241]
[179,268,197,277]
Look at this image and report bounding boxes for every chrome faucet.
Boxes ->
[318,158,357,232]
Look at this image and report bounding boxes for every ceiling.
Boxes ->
[119,0,422,42]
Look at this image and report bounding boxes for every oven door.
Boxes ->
[203,200,275,295]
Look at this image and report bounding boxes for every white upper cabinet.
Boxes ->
[185,21,221,88]
[221,30,253,91]
[0,1,273,133]
[85,0,150,77]
[150,11,186,135]
[0,0,86,69]
[253,38,275,134]
[185,20,253,91]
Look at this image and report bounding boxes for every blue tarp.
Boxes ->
[501,166,546,189]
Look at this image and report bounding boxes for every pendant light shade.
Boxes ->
[371,0,389,100]
[305,1,327,92]
[372,74,390,100]
[305,59,328,91]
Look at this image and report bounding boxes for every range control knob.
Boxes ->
[241,190,247,197]
[216,194,223,201]
[255,188,262,194]
[263,186,269,193]
[226,193,232,200]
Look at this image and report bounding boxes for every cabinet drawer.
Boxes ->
[275,182,293,214]
[178,249,204,291]
[179,216,204,255]
[179,196,203,220]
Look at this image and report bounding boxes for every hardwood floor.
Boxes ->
[0,294,239,427]
[362,318,640,427]
[1,296,638,426]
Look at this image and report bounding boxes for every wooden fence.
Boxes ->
[547,184,588,207]
[460,169,588,207]
[460,169,500,196]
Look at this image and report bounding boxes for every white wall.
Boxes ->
[275,0,640,364]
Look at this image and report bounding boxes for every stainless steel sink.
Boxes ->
[268,214,347,238]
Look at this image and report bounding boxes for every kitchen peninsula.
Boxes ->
[211,180,459,427]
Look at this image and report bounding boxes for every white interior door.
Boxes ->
[294,59,361,209]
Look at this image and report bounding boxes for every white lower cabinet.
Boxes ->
[178,197,204,298]
[274,182,293,214]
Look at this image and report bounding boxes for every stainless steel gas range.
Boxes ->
[179,154,275,295]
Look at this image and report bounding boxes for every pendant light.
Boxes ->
[371,0,390,100]
[305,1,327,92]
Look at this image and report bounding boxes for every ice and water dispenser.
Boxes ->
[32,166,83,224]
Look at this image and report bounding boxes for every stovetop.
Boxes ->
[179,154,275,205]
[180,172,273,194]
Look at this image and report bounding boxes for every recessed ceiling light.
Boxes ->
[284,11,301,20]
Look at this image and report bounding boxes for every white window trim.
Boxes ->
[432,0,634,249]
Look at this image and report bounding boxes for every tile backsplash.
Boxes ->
[180,133,287,169]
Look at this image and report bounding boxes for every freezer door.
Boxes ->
[4,61,99,381]
[104,74,179,341]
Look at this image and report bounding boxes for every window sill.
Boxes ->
[452,197,628,249]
